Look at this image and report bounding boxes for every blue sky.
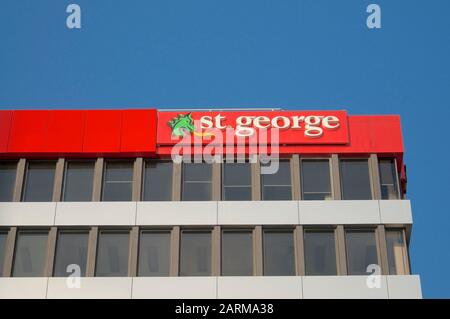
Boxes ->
[0,0,449,298]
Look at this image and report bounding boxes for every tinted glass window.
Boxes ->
[340,159,372,200]
[261,160,292,200]
[13,231,48,277]
[379,159,400,199]
[143,161,173,201]
[221,231,253,276]
[102,161,133,201]
[53,231,89,277]
[138,231,171,276]
[386,230,408,275]
[263,231,295,276]
[0,162,16,202]
[0,232,7,275]
[22,162,55,202]
[304,230,337,276]
[179,231,211,276]
[301,160,332,200]
[182,163,212,201]
[222,162,251,200]
[63,161,94,201]
[345,230,378,275]
[95,231,130,277]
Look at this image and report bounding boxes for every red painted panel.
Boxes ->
[121,109,157,153]
[0,111,13,153]
[83,110,122,153]
[45,110,85,153]
[8,111,50,153]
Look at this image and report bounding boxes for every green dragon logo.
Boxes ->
[167,113,214,137]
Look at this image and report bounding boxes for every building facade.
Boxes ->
[0,109,421,299]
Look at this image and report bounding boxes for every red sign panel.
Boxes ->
[157,110,349,145]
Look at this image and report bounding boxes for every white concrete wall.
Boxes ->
[0,200,413,226]
[0,276,422,299]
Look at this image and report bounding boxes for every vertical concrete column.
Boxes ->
[335,225,347,275]
[45,227,58,276]
[212,226,221,276]
[376,225,389,275]
[294,225,305,276]
[251,156,261,201]
[331,154,342,200]
[53,158,65,202]
[172,162,182,201]
[212,162,221,201]
[86,227,99,276]
[128,226,139,277]
[170,226,180,276]
[92,158,104,201]
[132,158,144,201]
[13,159,26,202]
[291,155,301,200]
[254,226,263,276]
[370,154,382,200]
[2,227,17,277]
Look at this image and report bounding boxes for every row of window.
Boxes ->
[0,226,409,278]
[0,157,401,202]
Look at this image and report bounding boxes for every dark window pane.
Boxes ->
[63,162,94,201]
[53,231,89,277]
[95,231,130,277]
[143,162,173,201]
[102,161,133,201]
[179,231,211,276]
[386,230,408,275]
[0,162,16,202]
[340,159,372,200]
[222,163,251,200]
[304,230,337,276]
[221,231,253,276]
[261,160,292,200]
[379,159,400,200]
[0,232,7,275]
[263,231,295,276]
[182,163,212,201]
[301,160,332,200]
[22,162,55,202]
[138,231,170,276]
[13,231,48,277]
[345,230,378,275]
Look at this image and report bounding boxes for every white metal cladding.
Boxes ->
[0,276,422,299]
[0,200,412,226]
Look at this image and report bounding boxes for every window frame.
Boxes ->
[262,227,296,276]
[178,227,213,276]
[21,161,57,202]
[52,228,90,277]
[260,158,293,201]
[303,226,339,276]
[339,157,374,200]
[0,161,18,202]
[137,228,172,277]
[94,228,132,277]
[344,227,381,276]
[62,160,96,202]
[221,228,254,276]
[378,157,401,200]
[300,157,333,200]
[385,227,410,275]
[101,160,134,202]
[141,160,174,201]
[221,161,252,201]
[181,162,213,201]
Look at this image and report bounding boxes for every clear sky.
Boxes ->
[0,0,449,298]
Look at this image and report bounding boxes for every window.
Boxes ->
[0,162,16,202]
[102,161,133,201]
[340,159,372,200]
[263,230,295,276]
[345,230,379,275]
[379,159,400,199]
[386,230,408,275]
[95,230,130,277]
[63,161,94,201]
[138,231,171,276]
[221,230,253,276]
[0,231,8,275]
[301,159,332,200]
[261,160,292,200]
[303,230,337,276]
[13,230,48,277]
[53,231,89,277]
[222,162,251,200]
[182,163,212,201]
[179,230,211,276]
[22,162,55,202]
[142,161,173,201]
